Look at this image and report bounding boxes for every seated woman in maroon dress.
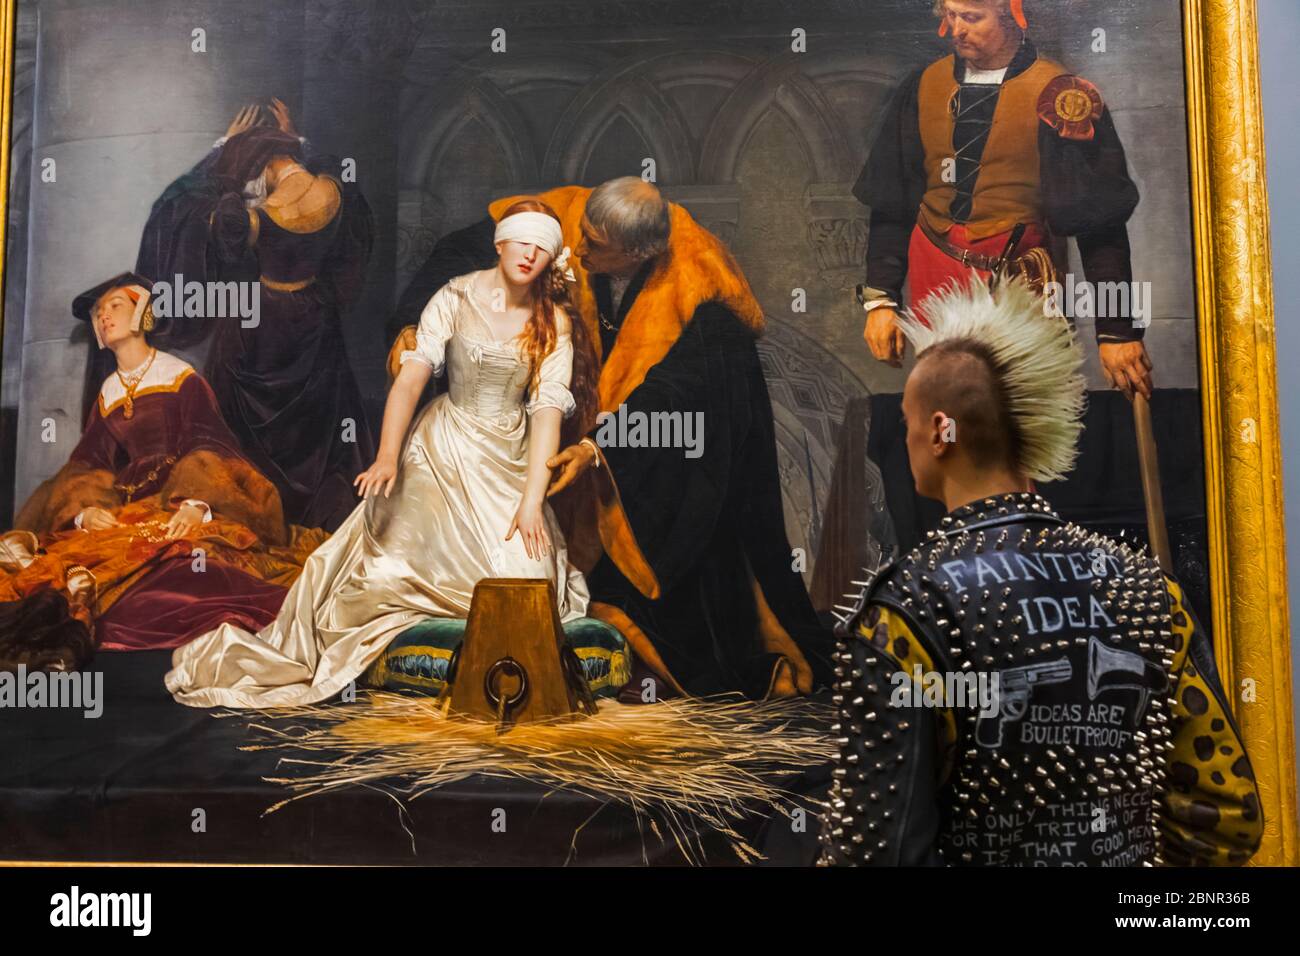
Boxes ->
[0,273,325,671]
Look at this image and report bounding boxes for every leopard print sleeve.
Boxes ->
[1158,579,1264,866]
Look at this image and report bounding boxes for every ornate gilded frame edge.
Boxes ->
[1186,0,1297,865]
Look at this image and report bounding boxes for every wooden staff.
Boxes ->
[1132,393,1174,575]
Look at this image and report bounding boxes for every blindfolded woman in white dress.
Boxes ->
[166,201,600,708]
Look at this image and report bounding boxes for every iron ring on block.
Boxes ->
[483,656,529,711]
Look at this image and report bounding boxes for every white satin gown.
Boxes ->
[165,272,590,708]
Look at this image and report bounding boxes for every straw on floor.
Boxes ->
[226,691,836,864]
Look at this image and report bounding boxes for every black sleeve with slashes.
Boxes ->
[1159,581,1264,866]
[1038,105,1141,342]
[853,69,927,305]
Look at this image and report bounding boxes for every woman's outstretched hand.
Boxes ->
[225,104,262,139]
[354,457,398,499]
[506,498,552,561]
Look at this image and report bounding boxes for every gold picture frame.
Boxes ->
[0,0,1294,866]
[1183,0,1297,866]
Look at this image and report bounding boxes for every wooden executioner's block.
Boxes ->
[447,578,595,730]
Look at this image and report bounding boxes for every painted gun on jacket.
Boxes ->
[976,657,1073,748]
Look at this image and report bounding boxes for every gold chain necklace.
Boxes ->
[115,347,156,419]
[600,275,632,332]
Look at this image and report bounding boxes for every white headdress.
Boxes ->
[494,211,564,259]
[91,284,153,349]
[896,278,1087,483]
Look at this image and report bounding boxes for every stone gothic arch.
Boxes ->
[401,76,540,191]
[699,54,855,186]
[541,56,696,185]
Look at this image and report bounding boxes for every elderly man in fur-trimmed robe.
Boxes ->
[387,178,833,700]
[2,273,325,671]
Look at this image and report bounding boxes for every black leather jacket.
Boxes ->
[817,492,1258,867]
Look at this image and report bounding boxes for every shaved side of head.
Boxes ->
[910,340,1019,472]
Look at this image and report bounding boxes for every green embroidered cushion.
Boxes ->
[361,617,631,699]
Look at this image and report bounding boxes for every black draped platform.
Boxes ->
[0,649,830,866]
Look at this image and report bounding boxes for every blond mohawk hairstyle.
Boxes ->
[897,279,1087,483]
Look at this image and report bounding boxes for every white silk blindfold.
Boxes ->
[493,212,564,259]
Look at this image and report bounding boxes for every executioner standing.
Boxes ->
[859,0,1152,400]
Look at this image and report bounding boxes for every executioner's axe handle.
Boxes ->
[1132,392,1174,575]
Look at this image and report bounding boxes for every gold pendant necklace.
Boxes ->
[115,348,157,419]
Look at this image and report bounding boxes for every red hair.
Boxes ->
[497,199,599,447]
